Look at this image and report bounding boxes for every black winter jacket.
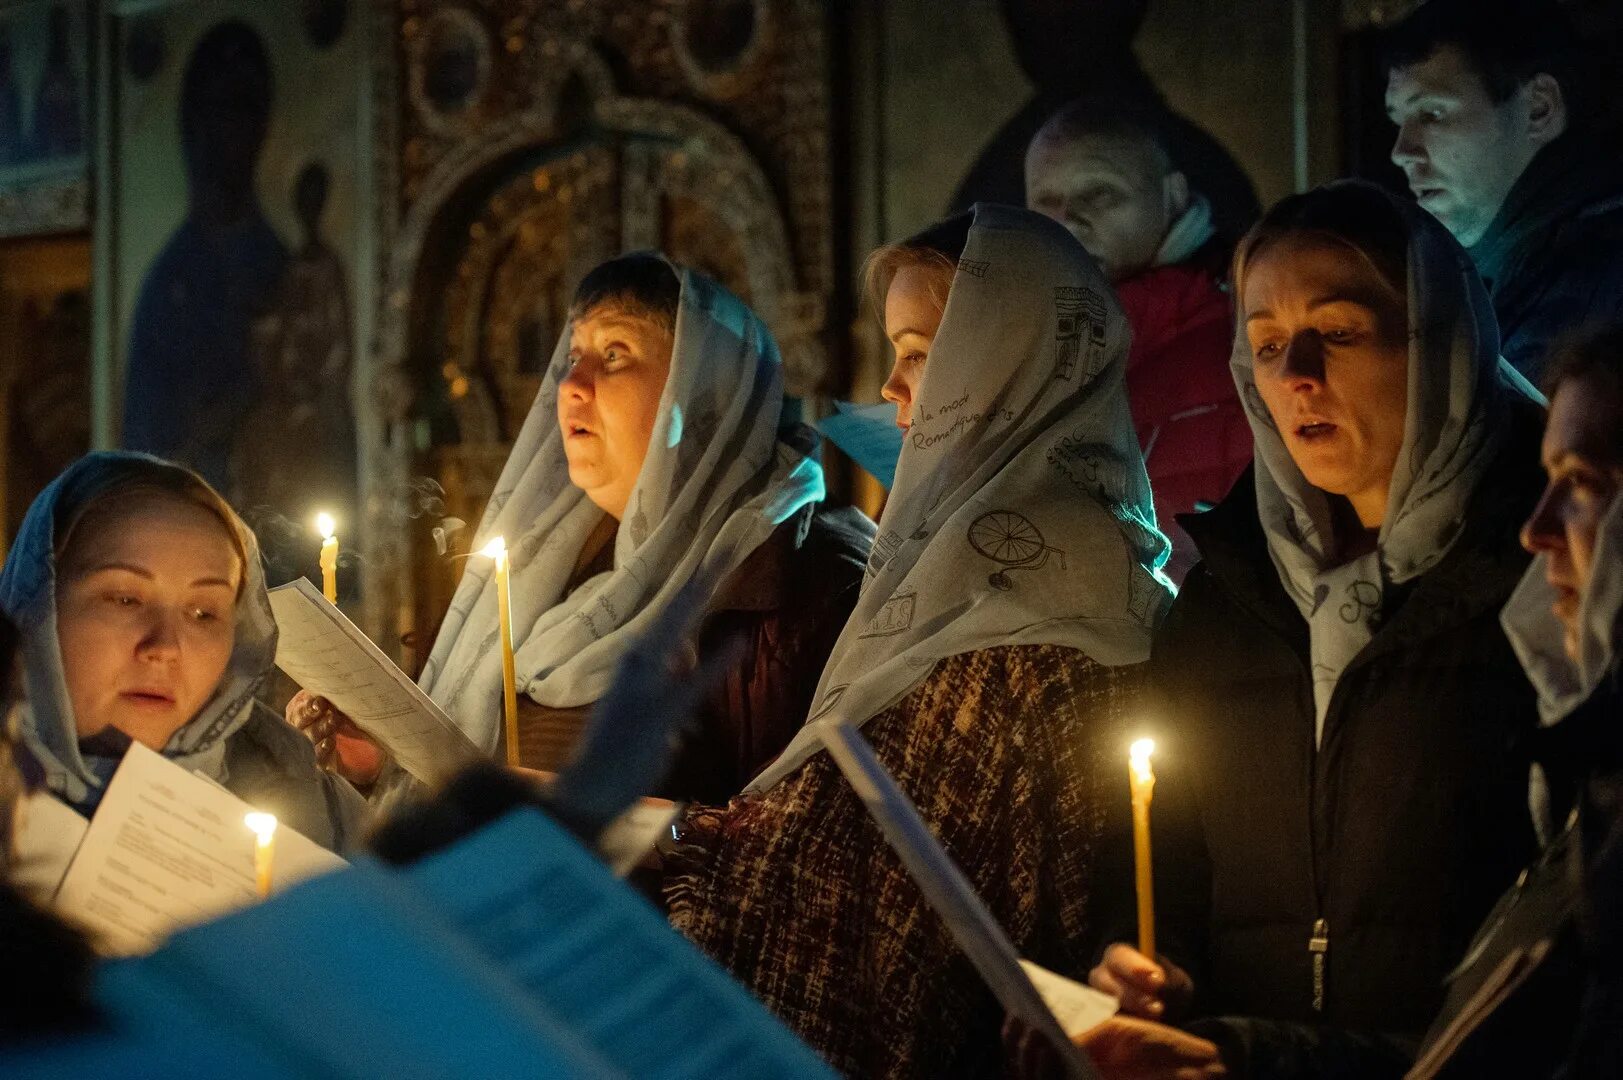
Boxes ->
[1562,672,1623,1078]
[1148,402,1546,1078]
[1468,130,1623,383]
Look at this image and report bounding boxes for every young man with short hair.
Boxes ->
[1383,0,1623,379]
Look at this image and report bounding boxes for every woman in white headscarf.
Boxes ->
[664,204,1175,1078]
[296,256,871,807]
[2,453,366,903]
[1087,181,1549,1077]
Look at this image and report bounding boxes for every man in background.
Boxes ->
[1384,0,1623,380]
[1027,98,1250,582]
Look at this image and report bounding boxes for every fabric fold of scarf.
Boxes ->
[1502,496,1623,727]
[1154,193,1217,269]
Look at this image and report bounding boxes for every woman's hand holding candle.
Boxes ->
[1088,943,1195,1022]
[288,690,385,787]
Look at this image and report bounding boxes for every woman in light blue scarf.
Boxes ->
[1,453,364,897]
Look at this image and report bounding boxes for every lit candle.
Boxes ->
[481,537,520,768]
[315,513,338,603]
[244,812,278,899]
[1128,738,1156,959]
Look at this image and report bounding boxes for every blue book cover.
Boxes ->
[3,809,835,1079]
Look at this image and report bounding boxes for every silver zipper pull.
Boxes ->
[1309,918,1329,1013]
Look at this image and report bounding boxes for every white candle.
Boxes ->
[315,513,338,604]
[1128,738,1156,959]
[244,812,278,899]
[481,537,520,767]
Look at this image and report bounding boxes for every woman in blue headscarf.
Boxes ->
[2,452,365,899]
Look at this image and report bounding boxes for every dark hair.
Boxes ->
[1235,182,1410,305]
[1543,321,1623,407]
[1029,94,1175,176]
[861,212,972,320]
[569,253,682,335]
[1380,0,1583,110]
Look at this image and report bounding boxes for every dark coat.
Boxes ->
[516,503,874,804]
[1147,402,1546,1078]
[1410,667,1623,1080]
[1468,130,1623,382]
[1561,672,1623,1078]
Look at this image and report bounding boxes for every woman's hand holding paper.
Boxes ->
[1003,1013,1226,1080]
[286,690,385,788]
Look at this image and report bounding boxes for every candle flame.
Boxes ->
[480,536,507,559]
[1129,738,1155,783]
[244,811,278,843]
[315,513,336,540]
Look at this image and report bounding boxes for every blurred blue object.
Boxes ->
[0,809,836,1079]
[817,401,902,489]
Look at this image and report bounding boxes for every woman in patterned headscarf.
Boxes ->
[664,204,1176,1078]
[295,255,871,809]
[1088,180,1549,1076]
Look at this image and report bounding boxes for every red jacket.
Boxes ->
[1115,262,1251,584]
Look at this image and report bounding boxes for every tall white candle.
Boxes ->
[1128,738,1156,959]
[481,537,520,767]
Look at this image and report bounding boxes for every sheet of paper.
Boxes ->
[817,401,902,489]
[1020,960,1118,1038]
[53,743,346,956]
[10,789,89,904]
[597,799,678,877]
[268,577,481,784]
[406,808,838,1079]
[819,721,1102,1080]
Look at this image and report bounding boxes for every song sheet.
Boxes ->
[268,578,480,784]
[53,743,345,955]
[820,721,1111,1078]
[10,790,89,903]
[405,809,838,1078]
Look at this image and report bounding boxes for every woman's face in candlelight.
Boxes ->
[880,263,951,430]
[1521,374,1623,660]
[55,492,242,749]
[1243,236,1410,528]
[559,304,675,521]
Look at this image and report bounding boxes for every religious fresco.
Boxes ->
[0,0,88,237]
[374,0,834,653]
[102,0,365,585]
[0,234,89,549]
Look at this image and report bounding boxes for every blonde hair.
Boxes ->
[859,213,972,326]
[861,243,955,325]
